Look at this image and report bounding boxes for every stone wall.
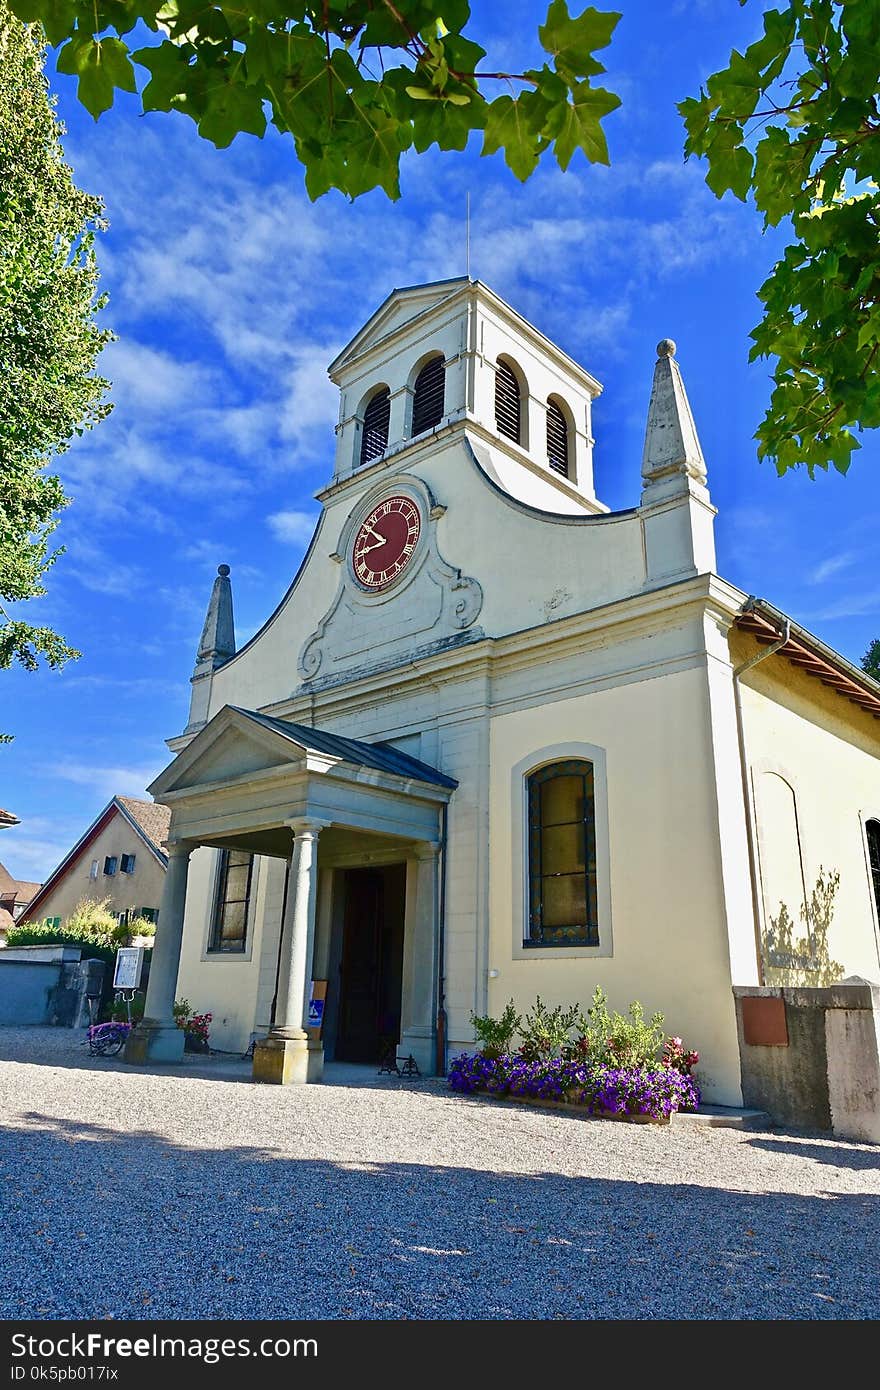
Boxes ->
[733,980,880,1144]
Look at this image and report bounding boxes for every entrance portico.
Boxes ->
[124,706,455,1081]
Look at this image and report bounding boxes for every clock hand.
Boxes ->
[357,537,387,556]
[363,521,386,544]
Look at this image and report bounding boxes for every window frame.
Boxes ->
[859,811,880,967]
[120,853,136,875]
[206,847,255,956]
[511,741,612,960]
[103,856,118,877]
[358,384,391,467]
[546,394,572,478]
[525,759,599,948]
[494,355,527,448]
[409,353,446,437]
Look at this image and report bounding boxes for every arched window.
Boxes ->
[495,358,522,444]
[359,386,390,466]
[411,355,445,436]
[526,760,598,947]
[546,396,570,477]
[867,820,880,921]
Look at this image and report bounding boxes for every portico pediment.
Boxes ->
[328,278,467,378]
[149,707,313,802]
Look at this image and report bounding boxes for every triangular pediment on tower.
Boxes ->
[329,277,469,378]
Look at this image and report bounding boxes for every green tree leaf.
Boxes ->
[57,34,137,119]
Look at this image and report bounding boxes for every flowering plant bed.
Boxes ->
[448,1052,700,1121]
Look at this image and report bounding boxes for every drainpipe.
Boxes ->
[731,599,791,984]
[435,802,449,1077]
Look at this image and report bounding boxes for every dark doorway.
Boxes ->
[335,863,406,1063]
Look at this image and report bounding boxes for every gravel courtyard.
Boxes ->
[0,1027,878,1321]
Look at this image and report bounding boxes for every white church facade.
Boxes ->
[128,278,880,1104]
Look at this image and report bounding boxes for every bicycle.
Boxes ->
[86,1020,131,1056]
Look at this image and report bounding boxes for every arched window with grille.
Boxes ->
[546,396,570,477]
[526,760,598,947]
[359,386,390,466]
[411,355,445,436]
[495,357,523,444]
[867,819,880,923]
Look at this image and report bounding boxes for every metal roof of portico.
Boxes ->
[228,707,458,790]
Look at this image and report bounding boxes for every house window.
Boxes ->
[139,907,158,924]
[44,916,61,929]
[411,355,445,435]
[120,853,136,875]
[526,760,599,947]
[89,860,99,881]
[208,849,253,953]
[546,397,570,477]
[359,386,391,466]
[103,856,118,876]
[867,820,880,922]
[495,358,522,445]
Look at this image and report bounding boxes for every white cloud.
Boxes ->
[809,552,857,585]
[267,510,320,545]
[40,760,164,801]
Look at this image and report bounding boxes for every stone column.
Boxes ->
[400,841,440,1074]
[253,818,326,1085]
[124,840,193,1065]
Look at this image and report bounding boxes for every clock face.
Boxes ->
[352,495,421,591]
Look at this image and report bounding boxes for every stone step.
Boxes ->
[673,1105,771,1131]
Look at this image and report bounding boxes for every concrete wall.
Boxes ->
[734,982,880,1143]
[0,960,61,1025]
[732,630,880,984]
[22,814,166,926]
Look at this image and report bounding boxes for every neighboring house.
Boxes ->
[129,277,880,1102]
[0,809,20,830]
[20,796,170,929]
[0,862,42,939]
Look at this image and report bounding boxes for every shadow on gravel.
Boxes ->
[745,1136,880,1171]
[0,1112,878,1321]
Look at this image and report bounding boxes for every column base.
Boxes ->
[252,1036,324,1085]
[123,1020,185,1066]
[399,1029,436,1076]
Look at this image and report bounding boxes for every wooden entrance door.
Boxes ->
[337,870,384,1063]
[336,866,405,1063]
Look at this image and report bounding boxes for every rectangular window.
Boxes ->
[208,849,253,954]
[103,856,118,876]
[44,916,61,929]
[526,760,599,947]
[867,820,880,922]
[89,860,99,881]
[138,907,158,924]
[120,853,136,875]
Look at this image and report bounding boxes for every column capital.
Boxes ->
[164,839,195,860]
[413,840,441,861]
[285,816,330,840]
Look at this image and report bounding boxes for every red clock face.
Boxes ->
[352,495,421,591]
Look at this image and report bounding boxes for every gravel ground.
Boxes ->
[0,1027,878,1321]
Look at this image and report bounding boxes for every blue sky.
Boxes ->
[3,0,879,884]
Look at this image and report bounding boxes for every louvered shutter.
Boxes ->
[359,387,390,466]
[495,360,521,444]
[411,356,445,435]
[546,399,569,476]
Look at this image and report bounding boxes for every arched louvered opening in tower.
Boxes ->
[359,387,390,466]
[495,359,522,445]
[546,397,570,477]
[411,355,446,436]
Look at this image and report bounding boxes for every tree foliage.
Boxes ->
[0,3,112,687]
[862,638,880,682]
[681,1,880,477]
[5,0,622,199]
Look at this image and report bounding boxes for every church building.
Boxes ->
[129,278,880,1104]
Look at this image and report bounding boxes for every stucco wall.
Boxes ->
[731,630,880,983]
[487,665,747,1105]
[23,815,166,926]
[175,847,271,1051]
